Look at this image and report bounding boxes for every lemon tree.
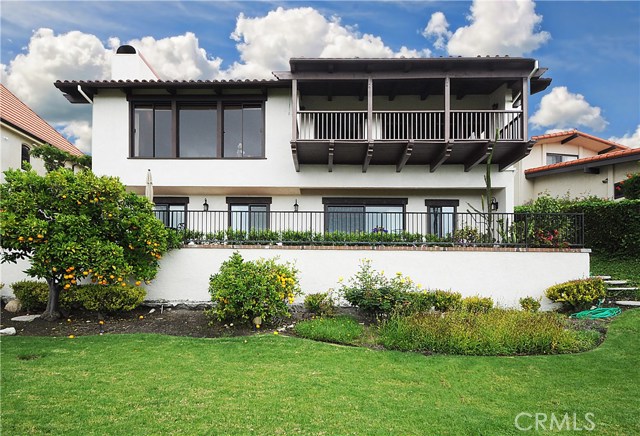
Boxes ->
[1,167,175,320]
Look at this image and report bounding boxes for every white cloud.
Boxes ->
[59,121,92,154]
[531,86,608,132]
[425,0,550,56]
[225,7,429,79]
[423,12,452,50]
[609,125,640,148]
[125,33,223,80]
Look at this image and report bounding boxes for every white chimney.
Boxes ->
[111,45,160,81]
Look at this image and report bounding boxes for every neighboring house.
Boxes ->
[0,84,84,182]
[514,130,640,204]
[55,47,552,235]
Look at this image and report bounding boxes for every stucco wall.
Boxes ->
[0,125,47,182]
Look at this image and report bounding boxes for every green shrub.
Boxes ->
[519,296,541,312]
[545,278,606,311]
[621,172,640,200]
[294,316,364,345]
[10,280,144,312]
[431,289,462,311]
[206,252,300,325]
[304,292,336,317]
[378,309,600,355]
[73,284,145,312]
[339,260,418,315]
[401,291,436,314]
[462,295,494,312]
[10,280,50,311]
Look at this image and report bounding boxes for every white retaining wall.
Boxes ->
[2,247,590,310]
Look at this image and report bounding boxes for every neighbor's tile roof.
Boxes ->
[525,147,640,175]
[0,84,83,156]
[532,129,629,151]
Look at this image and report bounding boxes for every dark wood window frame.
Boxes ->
[322,197,408,233]
[226,197,272,230]
[153,196,189,229]
[129,95,266,159]
[21,144,30,170]
[425,199,459,236]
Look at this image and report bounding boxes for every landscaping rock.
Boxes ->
[0,327,17,336]
[615,300,640,307]
[11,314,41,322]
[4,299,22,313]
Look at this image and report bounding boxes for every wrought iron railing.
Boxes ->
[296,110,522,141]
[154,210,584,248]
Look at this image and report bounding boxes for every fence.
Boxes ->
[154,210,584,248]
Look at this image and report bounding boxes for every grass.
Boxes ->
[591,253,640,299]
[1,310,639,435]
[293,315,364,345]
[378,310,601,355]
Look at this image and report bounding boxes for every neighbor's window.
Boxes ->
[227,197,271,232]
[323,198,406,233]
[153,197,188,229]
[21,144,30,170]
[546,153,578,165]
[425,200,459,238]
[131,100,264,159]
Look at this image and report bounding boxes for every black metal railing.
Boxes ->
[154,210,584,248]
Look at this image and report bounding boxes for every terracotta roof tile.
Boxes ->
[0,84,83,156]
[532,129,628,151]
[525,147,640,175]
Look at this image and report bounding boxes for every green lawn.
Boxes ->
[591,254,640,286]
[2,310,639,435]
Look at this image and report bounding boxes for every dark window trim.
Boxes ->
[21,144,30,170]
[425,199,459,236]
[130,99,265,159]
[322,197,407,233]
[153,196,190,205]
[226,197,272,230]
[424,199,459,207]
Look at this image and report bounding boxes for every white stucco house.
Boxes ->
[0,84,83,182]
[514,130,640,204]
[48,47,591,308]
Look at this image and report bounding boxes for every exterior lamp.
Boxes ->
[203,199,209,211]
[490,197,499,211]
[294,199,299,213]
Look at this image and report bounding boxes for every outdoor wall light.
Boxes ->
[294,199,299,213]
[490,197,499,211]
[203,199,209,211]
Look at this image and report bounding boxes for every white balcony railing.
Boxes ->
[297,110,522,141]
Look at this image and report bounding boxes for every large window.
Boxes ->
[425,200,459,238]
[546,153,578,165]
[323,198,406,233]
[153,197,188,229]
[227,197,271,232]
[131,99,264,159]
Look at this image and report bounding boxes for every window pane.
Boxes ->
[327,206,365,233]
[168,204,186,229]
[155,107,172,158]
[134,107,154,157]
[179,107,217,158]
[429,206,455,237]
[224,106,243,157]
[242,106,263,157]
[250,205,268,231]
[365,206,403,233]
[230,204,249,231]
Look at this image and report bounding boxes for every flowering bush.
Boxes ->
[206,252,300,325]
[339,259,420,315]
[621,172,640,200]
[545,278,606,311]
[304,292,336,317]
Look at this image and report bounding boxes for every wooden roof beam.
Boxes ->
[363,142,374,173]
[328,140,335,172]
[430,141,453,173]
[291,141,300,172]
[464,142,491,172]
[396,140,413,172]
[561,133,579,144]
[498,141,533,171]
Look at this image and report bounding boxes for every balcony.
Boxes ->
[156,210,584,249]
[292,109,529,172]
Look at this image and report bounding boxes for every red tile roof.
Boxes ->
[532,129,628,151]
[0,84,83,156]
[525,147,640,175]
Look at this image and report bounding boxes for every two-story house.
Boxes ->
[52,46,592,308]
[56,47,552,239]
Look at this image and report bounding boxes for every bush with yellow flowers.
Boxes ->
[206,252,300,325]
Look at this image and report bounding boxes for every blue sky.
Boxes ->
[1,1,639,152]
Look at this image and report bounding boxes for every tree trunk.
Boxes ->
[42,278,62,321]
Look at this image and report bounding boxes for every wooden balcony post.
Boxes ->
[367,77,373,141]
[291,79,298,141]
[522,77,528,141]
[444,76,450,143]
